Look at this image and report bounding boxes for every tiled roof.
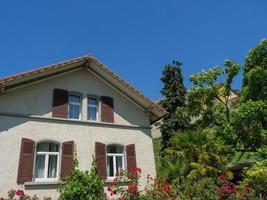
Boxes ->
[0,55,90,83]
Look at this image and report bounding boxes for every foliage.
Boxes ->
[242,39,267,102]
[188,55,267,155]
[188,60,240,127]
[107,167,176,200]
[160,60,189,150]
[58,157,106,200]
[176,177,219,200]
[161,129,231,183]
[152,138,162,174]
[154,39,267,199]
[0,189,50,200]
[230,101,267,150]
[242,159,267,199]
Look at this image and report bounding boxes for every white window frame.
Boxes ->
[68,94,81,120]
[87,96,99,122]
[106,145,125,180]
[34,142,60,182]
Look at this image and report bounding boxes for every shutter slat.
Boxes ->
[126,144,137,171]
[60,141,74,180]
[95,142,107,180]
[52,89,68,118]
[17,138,35,184]
[100,96,114,123]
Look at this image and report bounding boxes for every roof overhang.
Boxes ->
[0,55,166,124]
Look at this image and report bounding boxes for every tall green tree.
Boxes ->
[160,60,188,151]
[242,39,267,102]
[188,57,267,156]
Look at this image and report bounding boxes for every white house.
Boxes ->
[0,55,166,199]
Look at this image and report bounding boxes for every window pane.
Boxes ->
[69,95,80,103]
[48,155,58,178]
[107,145,124,154]
[88,98,97,105]
[35,155,45,178]
[49,143,59,152]
[116,156,123,176]
[69,104,80,119]
[37,143,59,152]
[88,107,97,121]
[107,156,114,177]
[37,143,49,152]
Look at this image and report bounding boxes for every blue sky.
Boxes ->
[0,1,267,100]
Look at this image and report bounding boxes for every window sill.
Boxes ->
[105,179,130,186]
[24,181,61,186]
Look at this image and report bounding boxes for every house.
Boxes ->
[0,55,166,199]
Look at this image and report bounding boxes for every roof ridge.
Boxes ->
[0,54,91,83]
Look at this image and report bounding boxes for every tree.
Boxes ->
[160,60,189,151]
[188,60,240,127]
[163,129,231,183]
[188,57,267,157]
[242,39,267,102]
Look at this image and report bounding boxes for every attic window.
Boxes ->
[88,97,98,121]
[68,95,81,119]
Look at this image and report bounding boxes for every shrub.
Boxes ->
[242,159,267,200]
[107,167,176,200]
[58,159,106,200]
[0,189,49,200]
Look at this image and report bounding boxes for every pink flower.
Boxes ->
[15,189,24,196]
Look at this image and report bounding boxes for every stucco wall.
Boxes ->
[0,68,150,127]
[0,69,155,199]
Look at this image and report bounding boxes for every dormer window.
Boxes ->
[88,97,98,121]
[68,95,81,119]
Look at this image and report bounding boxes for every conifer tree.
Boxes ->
[160,60,188,151]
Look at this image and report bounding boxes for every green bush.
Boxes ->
[58,159,106,200]
[242,159,267,200]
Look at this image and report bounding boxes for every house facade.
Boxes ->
[0,55,166,199]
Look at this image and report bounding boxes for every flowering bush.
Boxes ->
[0,189,50,200]
[217,175,254,200]
[107,167,176,200]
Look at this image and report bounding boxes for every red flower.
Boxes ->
[130,166,142,173]
[219,175,227,183]
[162,181,172,194]
[0,197,4,200]
[15,189,24,196]
[219,191,225,198]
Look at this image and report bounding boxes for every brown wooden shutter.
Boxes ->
[60,141,74,180]
[95,142,107,180]
[126,144,137,171]
[17,138,35,184]
[100,96,114,123]
[52,89,68,118]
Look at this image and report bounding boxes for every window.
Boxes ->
[34,142,60,182]
[88,97,98,121]
[68,95,81,119]
[107,145,125,179]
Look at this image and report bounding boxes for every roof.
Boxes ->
[0,55,166,124]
